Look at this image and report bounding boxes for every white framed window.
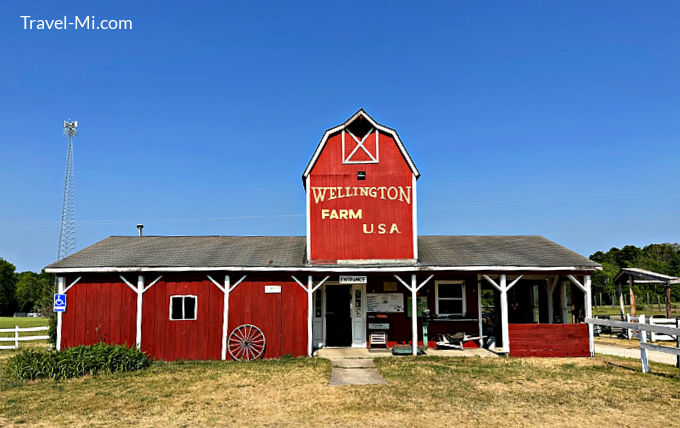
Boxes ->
[435,281,466,316]
[169,295,197,320]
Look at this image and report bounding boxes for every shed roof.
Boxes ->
[613,267,680,285]
[44,235,599,273]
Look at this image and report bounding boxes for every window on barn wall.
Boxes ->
[435,281,466,316]
[170,295,197,320]
[342,115,379,164]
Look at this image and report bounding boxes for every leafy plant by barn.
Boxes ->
[4,343,151,380]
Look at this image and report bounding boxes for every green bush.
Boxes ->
[4,343,151,380]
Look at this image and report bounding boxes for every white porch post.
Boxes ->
[410,274,418,355]
[136,275,144,349]
[209,274,245,360]
[499,274,510,354]
[585,275,594,356]
[222,275,230,360]
[546,276,558,324]
[561,281,568,324]
[56,276,65,351]
[292,275,328,357]
[307,275,314,357]
[477,277,483,347]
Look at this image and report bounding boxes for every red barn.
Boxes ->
[45,110,599,360]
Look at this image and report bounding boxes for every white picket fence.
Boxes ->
[587,316,680,375]
[0,326,50,350]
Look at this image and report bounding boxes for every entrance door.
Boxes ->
[351,284,366,347]
[325,285,352,346]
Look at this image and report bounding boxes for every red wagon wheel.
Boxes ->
[228,324,266,361]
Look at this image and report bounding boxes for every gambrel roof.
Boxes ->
[302,109,420,185]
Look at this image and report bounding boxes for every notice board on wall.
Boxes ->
[367,293,404,313]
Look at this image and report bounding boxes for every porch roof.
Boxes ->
[44,235,599,273]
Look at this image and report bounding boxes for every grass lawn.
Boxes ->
[1,353,679,427]
[0,317,49,330]
[593,304,678,317]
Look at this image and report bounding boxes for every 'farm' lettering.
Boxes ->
[321,209,363,220]
[312,186,411,205]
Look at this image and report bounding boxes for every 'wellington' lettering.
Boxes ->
[312,186,411,205]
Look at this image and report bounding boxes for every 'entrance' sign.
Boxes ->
[265,285,281,294]
[339,275,367,284]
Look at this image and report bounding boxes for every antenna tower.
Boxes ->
[58,120,78,260]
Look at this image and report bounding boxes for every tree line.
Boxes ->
[0,258,55,316]
[590,243,680,304]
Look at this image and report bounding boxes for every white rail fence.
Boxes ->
[0,326,50,350]
[586,316,680,375]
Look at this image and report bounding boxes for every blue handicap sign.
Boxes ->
[54,294,67,312]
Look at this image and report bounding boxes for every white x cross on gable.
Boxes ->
[342,128,379,164]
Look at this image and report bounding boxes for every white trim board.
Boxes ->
[46,265,599,274]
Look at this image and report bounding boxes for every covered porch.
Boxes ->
[307,270,595,358]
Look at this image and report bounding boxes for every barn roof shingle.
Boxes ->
[44,235,598,271]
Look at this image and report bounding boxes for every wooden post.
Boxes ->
[665,281,672,319]
[562,282,569,324]
[223,276,231,358]
[617,281,625,320]
[629,275,636,317]
[546,277,557,324]
[136,275,144,349]
[14,325,19,349]
[56,276,65,351]
[411,274,418,356]
[500,274,510,354]
[477,277,483,347]
[639,314,649,373]
[585,275,594,356]
[307,275,314,357]
[676,318,679,374]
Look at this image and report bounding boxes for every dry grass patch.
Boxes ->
[1,354,679,427]
[595,336,651,349]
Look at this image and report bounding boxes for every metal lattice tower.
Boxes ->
[57,120,77,260]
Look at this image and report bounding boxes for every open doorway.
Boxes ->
[325,284,352,346]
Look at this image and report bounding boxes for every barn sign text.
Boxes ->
[311,186,411,204]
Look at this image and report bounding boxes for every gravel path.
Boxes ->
[595,343,678,366]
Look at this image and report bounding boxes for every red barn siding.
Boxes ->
[61,276,136,349]
[509,324,589,357]
[309,130,415,262]
[228,277,308,359]
[142,276,223,361]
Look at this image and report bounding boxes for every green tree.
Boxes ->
[615,245,641,268]
[0,258,18,315]
[15,271,53,313]
[35,270,56,317]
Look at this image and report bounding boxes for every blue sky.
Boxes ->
[1,1,679,272]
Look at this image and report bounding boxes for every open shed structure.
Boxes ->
[614,267,680,319]
[45,110,600,360]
